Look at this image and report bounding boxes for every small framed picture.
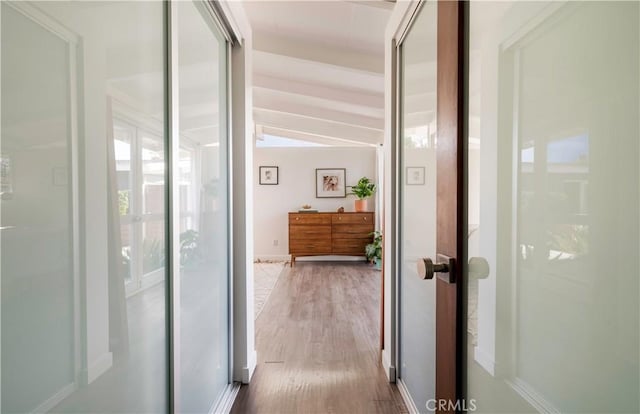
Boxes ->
[316,168,346,198]
[259,166,279,185]
[406,166,425,185]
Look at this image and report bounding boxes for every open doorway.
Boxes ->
[231,1,400,411]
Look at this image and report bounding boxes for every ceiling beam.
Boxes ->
[253,32,384,75]
[253,97,383,130]
[254,74,383,112]
[254,109,383,145]
[344,1,395,11]
[260,126,374,147]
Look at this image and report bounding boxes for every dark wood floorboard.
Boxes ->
[231,262,408,414]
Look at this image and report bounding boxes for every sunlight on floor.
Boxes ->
[253,261,286,318]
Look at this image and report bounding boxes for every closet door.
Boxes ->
[1,1,169,413]
[173,1,231,412]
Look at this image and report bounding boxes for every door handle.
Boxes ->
[416,254,456,283]
[417,258,447,280]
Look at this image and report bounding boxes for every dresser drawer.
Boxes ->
[289,213,332,225]
[332,238,370,255]
[332,213,373,225]
[290,240,332,255]
[289,225,331,240]
[331,224,374,239]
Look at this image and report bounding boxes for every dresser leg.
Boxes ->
[291,255,295,267]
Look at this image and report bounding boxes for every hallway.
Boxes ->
[231,262,407,414]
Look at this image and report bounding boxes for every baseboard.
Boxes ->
[209,382,241,414]
[473,346,496,376]
[505,377,560,414]
[381,349,396,382]
[32,382,77,413]
[296,256,367,262]
[242,349,257,384]
[255,255,368,263]
[87,352,113,384]
[397,379,420,414]
[254,255,290,262]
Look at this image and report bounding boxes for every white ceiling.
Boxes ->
[243,0,394,147]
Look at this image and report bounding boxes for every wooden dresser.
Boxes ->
[288,212,374,265]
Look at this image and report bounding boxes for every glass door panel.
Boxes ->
[176,1,230,412]
[466,2,639,413]
[2,1,168,412]
[398,2,438,411]
[1,4,75,412]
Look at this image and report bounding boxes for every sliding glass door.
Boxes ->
[175,1,231,412]
[397,2,438,410]
[1,2,168,412]
[1,1,232,412]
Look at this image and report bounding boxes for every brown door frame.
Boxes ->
[435,0,466,412]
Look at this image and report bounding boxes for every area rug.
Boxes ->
[254,261,286,319]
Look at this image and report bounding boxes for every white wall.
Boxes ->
[228,0,257,384]
[383,0,419,382]
[253,146,377,259]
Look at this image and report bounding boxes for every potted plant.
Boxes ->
[348,176,376,212]
[365,231,382,270]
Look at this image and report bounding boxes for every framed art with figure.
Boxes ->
[316,168,346,198]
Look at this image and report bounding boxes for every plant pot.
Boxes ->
[354,199,367,212]
[374,257,382,270]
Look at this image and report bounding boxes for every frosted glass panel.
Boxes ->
[467,2,639,413]
[1,1,168,412]
[1,5,74,412]
[177,1,230,412]
[398,2,438,412]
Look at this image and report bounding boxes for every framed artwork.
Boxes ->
[259,166,279,185]
[316,168,346,198]
[406,166,425,185]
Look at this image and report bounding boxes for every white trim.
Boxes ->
[241,350,257,384]
[6,1,79,43]
[0,3,3,408]
[167,1,181,410]
[217,2,251,44]
[31,383,77,414]
[209,383,241,414]
[505,377,560,414]
[397,379,420,414]
[501,2,567,51]
[383,0,423,387]
[381,348,396,382]
[473,346,496,377]
[225,0,256,389]
[296,256,367,263]
[86,352,114,384]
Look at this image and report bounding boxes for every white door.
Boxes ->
[466,1,639,413]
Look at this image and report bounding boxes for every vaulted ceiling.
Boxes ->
[243,1,394,147]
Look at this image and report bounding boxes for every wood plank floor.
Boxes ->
[231,262,408,414]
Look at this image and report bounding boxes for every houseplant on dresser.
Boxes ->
[348,177,376,212]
